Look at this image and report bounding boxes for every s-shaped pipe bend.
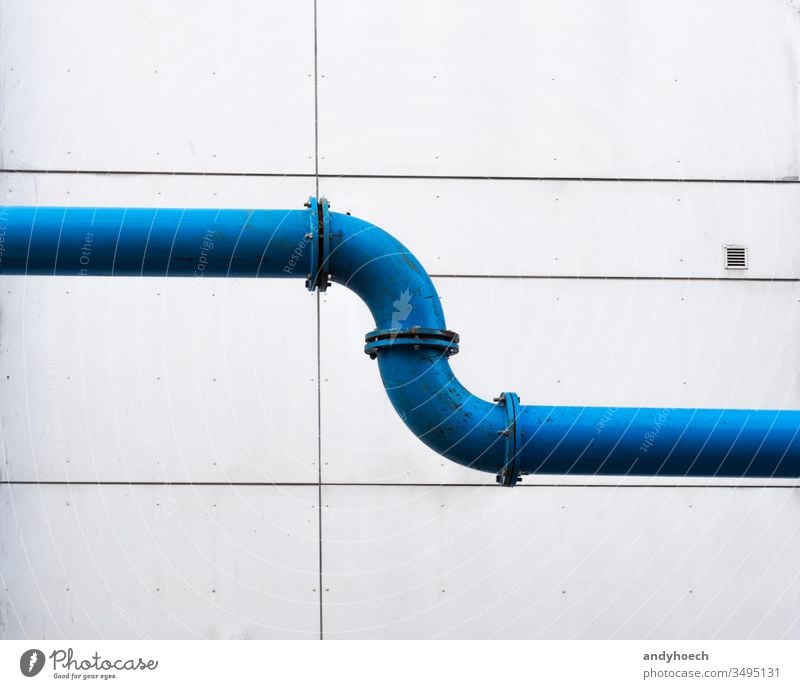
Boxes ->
[320,199,800,484]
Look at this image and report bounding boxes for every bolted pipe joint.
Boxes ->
[495,392,522,486]
[305,196,331,292]
[363,326,460,360]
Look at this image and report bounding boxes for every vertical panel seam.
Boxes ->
[313,0,323,641]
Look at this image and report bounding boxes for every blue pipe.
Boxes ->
[1,201,798,483]
[0,206,310,277]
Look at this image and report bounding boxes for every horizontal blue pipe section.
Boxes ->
[521,406,799,477]
[0,206,309,277]
[0,204,798,479]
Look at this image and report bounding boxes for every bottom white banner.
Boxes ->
[0,640,797,688]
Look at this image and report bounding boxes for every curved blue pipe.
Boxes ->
[1,202,798,482]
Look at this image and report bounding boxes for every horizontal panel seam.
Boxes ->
[1,169,799,184]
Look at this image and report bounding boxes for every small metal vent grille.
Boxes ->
[724,245,748,270]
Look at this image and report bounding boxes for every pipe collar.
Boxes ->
[305,196,331,292]
[495,392,523,486]
[364,326,460,359]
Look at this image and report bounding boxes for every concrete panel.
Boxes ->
[0,1,315,174]
[320,485,800,638]
[320,277,800,484]
[320,178,800,279]
[0,484,320,639]
[318,0,800,179]
[0,176,319,483]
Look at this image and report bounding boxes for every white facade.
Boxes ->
[1,1,799,639]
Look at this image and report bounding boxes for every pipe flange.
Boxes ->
[364,326,460,359]
[495,391,522,487]
[305,196,331,292]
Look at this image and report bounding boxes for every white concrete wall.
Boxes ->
[1,0,799,639]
